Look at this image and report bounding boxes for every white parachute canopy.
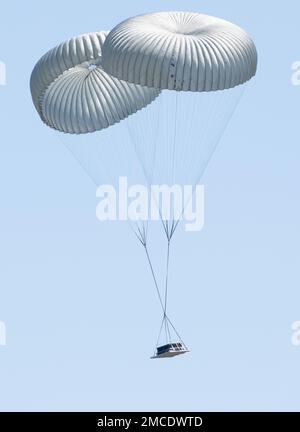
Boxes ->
[30,31,160,134]
[102,11,257,91]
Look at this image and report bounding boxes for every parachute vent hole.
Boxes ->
[88,64,98,71]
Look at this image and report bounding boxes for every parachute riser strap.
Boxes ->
[132,221,172,319]
[143,244,165,313]
[163,238,171,316]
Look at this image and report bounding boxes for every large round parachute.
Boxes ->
[102,11,257,91]
[30,31,160,134]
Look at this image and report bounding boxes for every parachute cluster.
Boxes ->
[30,11,257,358]
[31,11,257,135]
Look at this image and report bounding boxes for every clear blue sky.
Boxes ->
[0,0,300,411]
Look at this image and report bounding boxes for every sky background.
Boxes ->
[0,0,300,412]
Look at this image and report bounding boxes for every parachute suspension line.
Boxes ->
[141,235,181,348]
[154,317,166,356]
[132,219,182,348]
[155,315,186,350]
[160,90,180,242]
[163,238,171,343]
[138,227,181,345]
[157,232,187,348]
[164,238,171,315]
[126,96,182,347]
[159,87,245,241]
[130,221,165,313]
[153,89,245,350]
[171,91,178,185]
[155,222,185,347]
[126,95,161,187]
[165,316,187,348]
[175,88,245,234]
[144,243,165,313]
